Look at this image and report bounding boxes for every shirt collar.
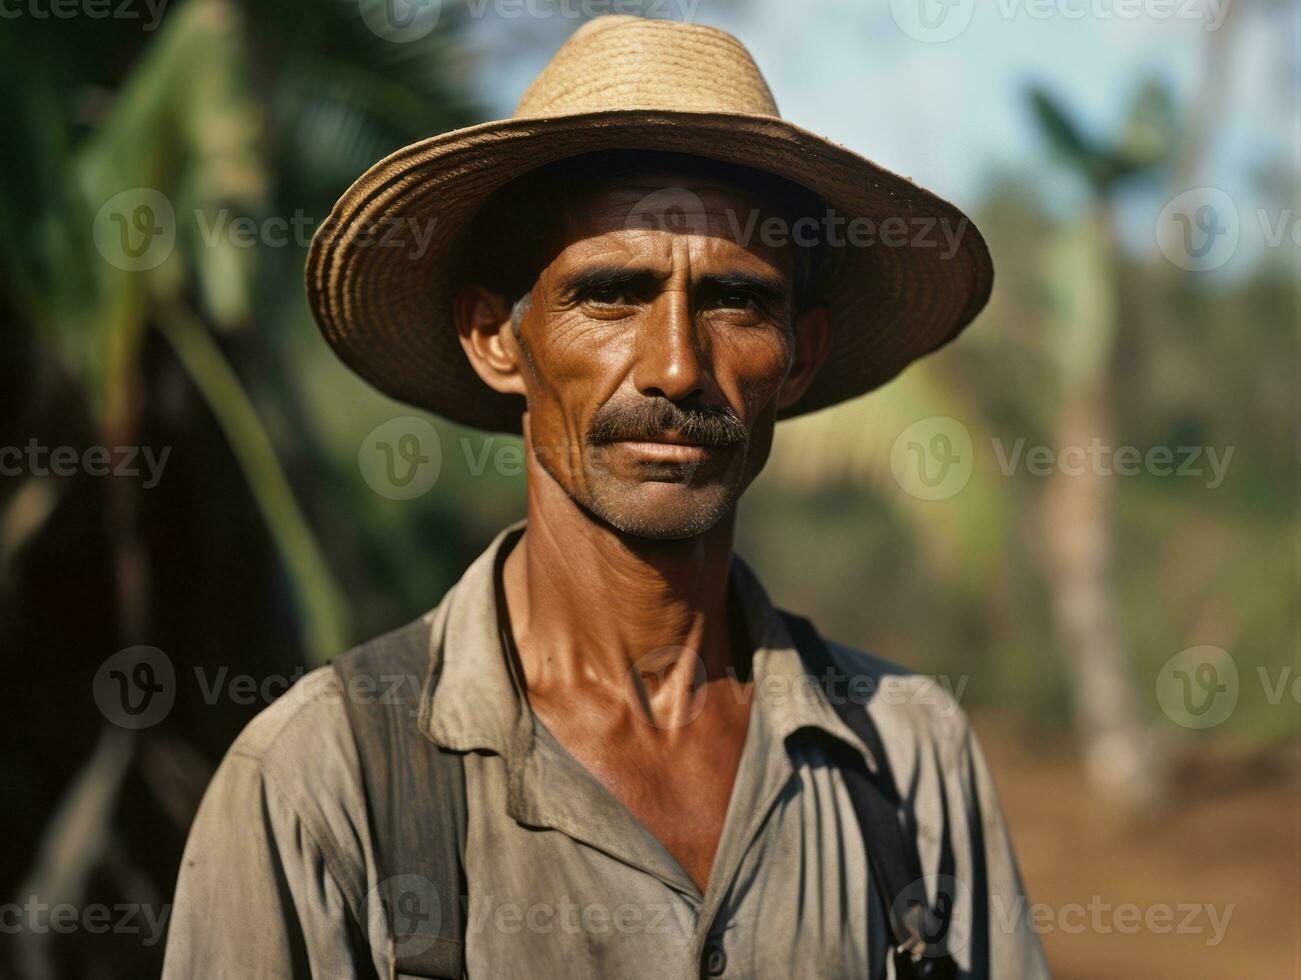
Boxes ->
[419,519,874,767]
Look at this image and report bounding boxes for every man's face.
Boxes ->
[474,172,824,540]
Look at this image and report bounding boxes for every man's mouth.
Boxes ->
[599,428,740,466]
[610,438,714,464]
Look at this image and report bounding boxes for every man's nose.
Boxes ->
[632,292,707,402]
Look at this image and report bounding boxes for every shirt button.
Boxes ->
[703,942,727,977]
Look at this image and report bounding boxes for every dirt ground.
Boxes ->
[974,717,1299,979]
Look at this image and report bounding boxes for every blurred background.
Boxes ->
[0,0,1295,976]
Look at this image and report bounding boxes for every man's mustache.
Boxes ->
[587,398,748,448]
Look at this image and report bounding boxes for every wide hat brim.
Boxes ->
[305,108,993,434]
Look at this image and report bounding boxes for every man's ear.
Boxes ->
[778,305,831,410]
[454,284,528,397]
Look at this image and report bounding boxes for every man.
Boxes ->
[164,15,1048,979]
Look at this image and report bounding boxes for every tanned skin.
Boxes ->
[454,171,831,893]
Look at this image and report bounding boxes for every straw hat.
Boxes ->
[306,15,993,433]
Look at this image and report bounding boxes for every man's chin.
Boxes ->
[585,483,737,541]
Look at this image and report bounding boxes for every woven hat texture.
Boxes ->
[306,15,993,432]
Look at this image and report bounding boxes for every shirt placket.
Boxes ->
[688,696,803,978]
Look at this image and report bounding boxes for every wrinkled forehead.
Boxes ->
[547,172,794,266]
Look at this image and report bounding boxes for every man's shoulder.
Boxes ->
[819,636,974,755]
[226,664,352,769]
[226,606,441,772]
[207,664,372,877]
[216,665,371,847]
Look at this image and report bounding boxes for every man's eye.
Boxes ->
[583,285,632,305]
[706,290,762,312]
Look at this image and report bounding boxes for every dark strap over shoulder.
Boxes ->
[333,616,467,980]
[780,612,960,980]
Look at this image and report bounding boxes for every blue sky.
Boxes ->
[458,0,1293,271]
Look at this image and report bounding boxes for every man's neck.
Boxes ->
[502,460,738,708]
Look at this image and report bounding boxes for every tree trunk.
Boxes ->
[1042,395,1161,809]
[1041,203,1164,810]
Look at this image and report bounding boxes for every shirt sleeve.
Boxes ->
[161,662,388,980]
[960,721,1053,979]
[854,655,1052,980]
[161,748,372,980]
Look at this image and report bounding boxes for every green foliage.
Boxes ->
[0,0,480,660]
[1028,79,1177,194]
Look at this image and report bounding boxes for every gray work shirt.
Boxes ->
[163,523,1049,979]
